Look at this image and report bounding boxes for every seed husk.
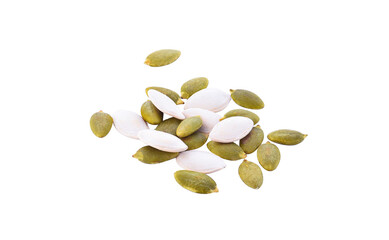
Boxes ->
[111,110,149,139]
[207,141,247,160]
[267,129,307,145]
[180,132,208,150]
[133,146,179,164]
[176,150,226,174]
[140,100,163,125]
[180,77,209,99]
[144,49,181,67]
[184,88,231,112]
[176,116,203,138]
[146,86,184,105]
[90,111,113,138]
[155,117,182,136]
[221,109,259,124]
[239,160,263,189]
[182,108,221,134]
[174,170,218,194]
[230,89,264,109]
[239,125,264,154]
[147,90,185,119]
[257,141,281,171]
[137,129,188,152]
[209,116,253,143]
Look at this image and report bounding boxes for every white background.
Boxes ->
[1,0,388,239]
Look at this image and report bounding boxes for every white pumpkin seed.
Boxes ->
[176,150,226,174]
[184,88,231,112]
[148,89,185,120]
[182,108,221,133]
[111,110,149,139]
[137,129,188,152]
[209,116,253,143]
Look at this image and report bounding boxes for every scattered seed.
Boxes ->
[146,86,184,105]
[176,150,226,173]
[174,170,218,194]
[184,88,231,112]
[207,141,247,160]
[230,89,264,109]
[90,111,113,138]
[238,160,263,189]
[144,49,181,67]
[239,125,264,154]
[181,77,209,99]
[221,109,259,124]
[209,116,253,143]
[176,116,202,137]
[267,129,307,145]
[257,141,281,171]
[133,146,179,164]
[111,110,149,139]
[141,100,163,125]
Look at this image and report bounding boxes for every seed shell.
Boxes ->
[209,116,253,143]
[267,129,307,145]
[238,160,263,189]
[207,141,247,160]
[141,100,163,125]
[111,110,149,139]
[174,170,218,194]
[148,89,185,120]
[230,89,264,109]
[90,111,113,138]
[182,108,221,133]
[137,129,188,152]
[257,141,281,171]
[184,88,231,112]
[180,77,209,99]
[146,86,184,105]
[221,109,259,124]
[176,116,202,137]
[180,132,208,150]
[239,125,264,154]
[144,49,181,67]
[155,117,182,136]
[176,150,226,174]
[133,146,179,164]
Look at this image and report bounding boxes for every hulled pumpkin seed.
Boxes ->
[176,116,202,137]
[238,160,263,189]
[207,141,247,160]
[174,170,218,194]
[90,111,113,138]
[140,100,163,125]
[155,117,182,136]
[144,49,181,67]
[239,125,264,154]
[133,146,179,164]
[267,129,307,145]
[180,77,209,99]
[257,141,281,171]
[180,132,208,150]
[230,89,264,109]
[221,109,259,124]
[146,86,184,105]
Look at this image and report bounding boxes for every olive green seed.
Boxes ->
[146,86,184,105]
[238,160,263,189]
[221,109,259,124]
[144,49,181,67]
[180,132,208,150]
[240,125,264,154]
[257,141,281,171]
[230,89,264,109]
[155,117,182,136]
[267,129,307,145]
[207,141,247,160]
[176,116,202,138]
[140,100,163,125]
[180,77,209,99]
[174,170,218,194]
[133,146,179,164]
[90,110,113,138]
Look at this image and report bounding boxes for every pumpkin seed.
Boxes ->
[207,141,246,160]
[184,88,231,112]
[239,125,264,154]
[90,111,113,138]
[238,160,263,189]
[133,146,178,164]
[267,129,307,145]
[174,170,218,194]
[112,110,149,139]
[257,141,281,171]
[155,117,182,136]
[146,86,184,105]
[144,49,181,67]
[182,108,221,133]
[180,77,209,99]
[230,89,264,109]
[140,100,163,125]
[176,150,226,174]
[180,132,208,150]
[209,116,253,143]
[176,116,202,137]
[221,109,259,124]
[137,129,188,152]
[148,90,185,120]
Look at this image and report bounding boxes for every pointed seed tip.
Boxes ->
[213,187,219,193]
[304,134,308,138]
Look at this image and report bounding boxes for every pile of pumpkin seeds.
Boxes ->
[90,49,307,194]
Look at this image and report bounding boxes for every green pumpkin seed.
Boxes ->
[176,116,202,138]
[220,109,259,124]
[146,86,184,105]
[144,49,181,67]
[257,141,281,171]
[267,129,307,145]
[230,89,264,109]
[90,111,113,138]
[155,117,182,136]
[140,100,163,125]
[174,170,218,194]
[180,77,209,99]
[132,146,179,164]
[239,125,264,154]
[180,132,208,150]
[238,160,263,189]
[207,141,247,160]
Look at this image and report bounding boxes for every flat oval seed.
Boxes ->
[257,141,281,171]
[174,170,218,194]
[182,108,221,133]
[221,109,259,124]
[111,110,149,139]
[184,88,231,112]
[207,141,247,160]
[144,49,181,67]
[180,77,209,99]
[230,89,264,109]
[90,111,113,138]
[176,116,202,137]
[180,132,208,150]
[267,129,308,145]
[239,160,263,189]
[133,146,179,164]
[146,86,184,105]
[140,100,163,125]
[155,117,182,136]
[137,129,188,152]
[176,150,226,174]
[239,125,264,154]
[209,116,253,143]
[148,90,185,120]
